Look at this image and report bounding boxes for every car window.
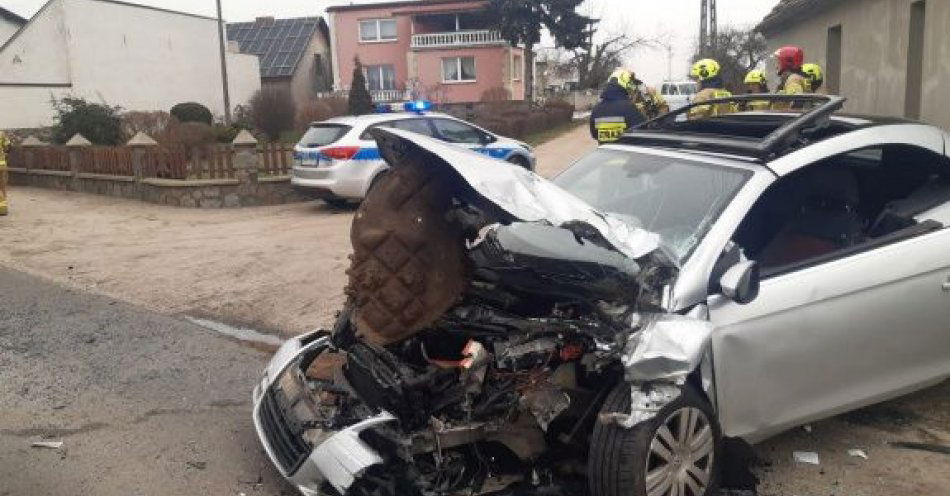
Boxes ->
[679,83,698,95]
[732,144,950,276]
[299,125,351,147]
[661,84,676,95]
[554,149,751,263]
[391,118,434,136]
[359,119,433,140]
[431,118,484,144]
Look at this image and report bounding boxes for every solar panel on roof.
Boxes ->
[226,17,320,79]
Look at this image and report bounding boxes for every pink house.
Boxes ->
[326,0,525,104]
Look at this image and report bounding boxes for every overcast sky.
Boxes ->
[4,0,780,85]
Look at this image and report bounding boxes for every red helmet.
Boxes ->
[775,46,804,73]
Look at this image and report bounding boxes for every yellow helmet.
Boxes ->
[802,63,824,84]
[691,59,721,81]
[608,68,636,91]
[744,70,767,85]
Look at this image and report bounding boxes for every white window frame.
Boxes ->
[359,18,397,43]
[363,64,397,91]
[442,56,477,84]
[511,54,523,81]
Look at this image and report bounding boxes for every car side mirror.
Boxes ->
[479,133,495,145]
[720,260,760,304]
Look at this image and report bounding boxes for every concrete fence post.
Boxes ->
[126,131,158,200]
[20,135,46,171]
[231,130,260,188]
[65,133,91,191]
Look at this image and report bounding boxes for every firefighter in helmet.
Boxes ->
[802,63,825,94]
[743,70,771,111]
[589,68,647,144]
[689,58,735,119]
[633,84,670,120]
[0,130,10,216]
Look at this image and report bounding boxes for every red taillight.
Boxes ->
[321,146,360,161]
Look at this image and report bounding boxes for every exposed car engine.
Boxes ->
[270,129,687,496]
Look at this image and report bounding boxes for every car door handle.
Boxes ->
[943,279,950,292]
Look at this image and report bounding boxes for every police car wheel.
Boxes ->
[506,156,530,170]
[324,198,350,208]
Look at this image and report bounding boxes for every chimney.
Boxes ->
[255,16,275,25]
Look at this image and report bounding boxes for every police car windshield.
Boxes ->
[300,124,351,147]
[554,149,750,262]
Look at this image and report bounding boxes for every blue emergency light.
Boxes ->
[404,100,432,113]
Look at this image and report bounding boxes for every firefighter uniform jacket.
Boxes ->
[590,83,646,144]
[689,87,735,119]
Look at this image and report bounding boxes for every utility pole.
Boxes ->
[216,0,232,125]
[700,0,708,56]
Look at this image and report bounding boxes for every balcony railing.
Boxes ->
[411,30,506,49]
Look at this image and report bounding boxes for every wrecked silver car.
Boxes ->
[252,96,950,496]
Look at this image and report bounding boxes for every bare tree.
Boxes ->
[572,32,652,90]
[691,27,769,92]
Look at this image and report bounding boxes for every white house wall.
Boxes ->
[63,0,259,119]
[0,16,23,45]
[0,0,261,129]
[0,0,71,85]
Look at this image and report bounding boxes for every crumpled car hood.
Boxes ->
[373,127,669,262]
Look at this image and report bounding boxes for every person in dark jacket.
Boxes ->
[589,69,646,144]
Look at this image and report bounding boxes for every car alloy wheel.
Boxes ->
[645,406,715,496]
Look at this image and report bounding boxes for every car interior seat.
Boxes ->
[758,166,864,268]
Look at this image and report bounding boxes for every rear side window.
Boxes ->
[431,118,484,144]
[300,125,351,147]
[359,119,435,140]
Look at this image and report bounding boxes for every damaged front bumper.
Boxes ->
[252,331,393,496]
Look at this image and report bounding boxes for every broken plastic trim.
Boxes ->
[311,411,397,494]
[622,314,714,383]
[371,127,672,263]
[600,383,681,428]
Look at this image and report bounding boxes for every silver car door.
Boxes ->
[709,215,950,444]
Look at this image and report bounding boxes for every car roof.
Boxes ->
[311,111,453,128]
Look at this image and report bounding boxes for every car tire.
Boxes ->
[324,198,350,209]
[506,155,531,170]
[589,383,722,496]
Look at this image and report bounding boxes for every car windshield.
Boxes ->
[554,149,751,262]
[300,124,351,147]
[678,83,698,95]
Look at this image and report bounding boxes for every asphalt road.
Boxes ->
[0,267,292,496]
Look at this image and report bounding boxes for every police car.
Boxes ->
[291,101,536,205]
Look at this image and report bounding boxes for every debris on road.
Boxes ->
[186,460,207,470]
[888,441,950,456]
[793,451,820,465]
[30,441,64,449]
[802,424,812,433]
[848,449,869,460]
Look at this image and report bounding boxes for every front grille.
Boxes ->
[259,387,311,475]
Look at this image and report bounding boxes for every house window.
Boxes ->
[442,56,476,83]
[365,64,396,91]
[359,19,397,42]
[512,54,523,81]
